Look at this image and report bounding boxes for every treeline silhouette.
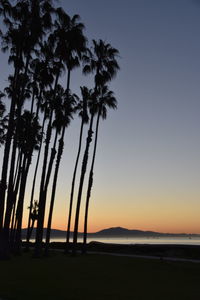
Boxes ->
[0,0,119,259]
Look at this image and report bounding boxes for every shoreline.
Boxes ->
[22,241,200,260]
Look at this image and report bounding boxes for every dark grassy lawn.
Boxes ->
[0,252,200,300]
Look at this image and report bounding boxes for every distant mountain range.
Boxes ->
[21,226,200,239]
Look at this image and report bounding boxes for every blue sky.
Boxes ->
[0,0,200,233]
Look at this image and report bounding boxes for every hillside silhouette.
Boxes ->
[21,226,200,239]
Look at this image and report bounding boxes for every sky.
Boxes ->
[0,0,200,234]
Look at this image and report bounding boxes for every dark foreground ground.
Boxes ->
[0,249,200,300]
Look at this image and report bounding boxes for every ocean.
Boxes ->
[48,236,200,246]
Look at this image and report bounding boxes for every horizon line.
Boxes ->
[21,226,200,235]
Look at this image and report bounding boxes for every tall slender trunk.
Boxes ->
[34,71,60,257]
[82,110,101,254]
[13,155,27,253]
[9,150,23,248]
[44,130,58,192]
[65,119,84,252]
[45,128,65,256]
[3,138,18,237]
[4,63,35,252]
[13,149,21,188]
[30,90,36,115]
[3,142,22,253]
[39,71,60,196]
[72,114,94,255]
[14,153,31,254]
[45,69,71,256]
[35,88,43,117]
[25,115,46,251]
[2,55,30,238]
[3,103,23,240]
[34,127,57,257]
[0,64,21,258]
[0,90,17,230]
[0,61,21,230]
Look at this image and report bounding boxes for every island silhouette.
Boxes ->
[21,226,199,239]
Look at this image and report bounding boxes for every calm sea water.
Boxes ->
[48,236,200,246]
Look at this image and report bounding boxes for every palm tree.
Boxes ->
[34,82,63,257]
[3,79,31,246]
[45,91,76,256]
[26,39,56,251]
[83,39,119,87]
[72,92,97,255]
[65,86,89,252]
[53,8,86,71]
[0,1,24,231]
[82,86,117,253]
[72,40,119,254]
[0,0,54,258]
[34,8,87,257]
[2,0,47,230]
[25,113,46,252]
[9,148,23,248]
[44,8,87,255]
[13,111,42,254]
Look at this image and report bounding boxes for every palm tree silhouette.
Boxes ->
[65,86,90,253]
[82,86,117,253]
[45,91,77,256]
[0,1,24,231]
[44,9,87,256]
[13,111,42,254]
[0,1,120,260]
[0,0,54,258]
[73,40,119,254]
[26,44,55,250]
[14,25,56,252]
[34,86,62,257]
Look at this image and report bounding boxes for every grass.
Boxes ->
[0,251,200,300]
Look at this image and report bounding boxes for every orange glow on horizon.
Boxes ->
[22,191,200,235]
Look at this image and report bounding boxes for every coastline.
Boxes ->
[22,241,200,260]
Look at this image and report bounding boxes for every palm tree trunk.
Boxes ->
[3,96,23,241]
[46,69,71,256]
[65,119,84,252]
[13,149,21,188]
[12,154,26,254]
[35,88,43,117]
[0,62,22,259]
[72,114,94,255]
[34,128,58,257]
[30,90,35,115]
[0,97,16,232]
[25,115,46,251]
[82,110,101,254]
[44,130,58,191]
[14,154,31,254]
[6,77,36,250]
[0,64,20,232]
[9,151,23,248]
[2,55,30,248]
[3,138,18,240]
[45,128,65,256]
[34,71,60,257]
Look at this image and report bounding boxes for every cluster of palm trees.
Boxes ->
[0,0,119,259]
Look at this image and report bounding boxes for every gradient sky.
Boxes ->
[0,0,200,233]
